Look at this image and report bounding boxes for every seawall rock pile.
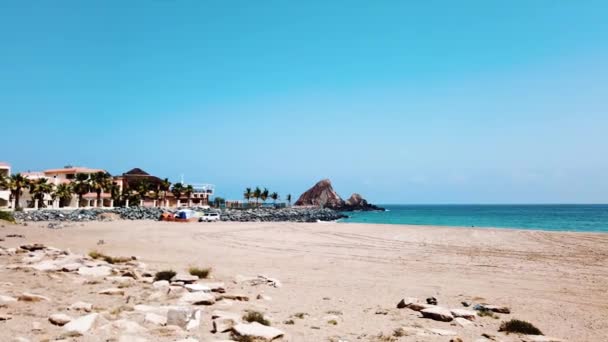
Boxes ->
[13,207,347,223]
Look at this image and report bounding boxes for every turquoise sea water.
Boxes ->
[340,204,608,232]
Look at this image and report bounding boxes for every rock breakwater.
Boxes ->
[12,207,347,223]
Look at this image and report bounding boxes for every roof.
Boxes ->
[44,167,105,174]
[123,168,150,176]
[0,162,10,168]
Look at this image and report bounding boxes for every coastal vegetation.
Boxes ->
[0,210,15,222]
[499,319,543,335]
[243,187,290,207]
[242,311,271,326]
[154,270,177,282]
[188,266,211,279]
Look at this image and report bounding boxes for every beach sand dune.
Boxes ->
[1,221,607,341]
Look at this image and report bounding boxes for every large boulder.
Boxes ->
[295,179,384,211]
[420,307,454,322]
[294,179,345,208]
[232,322,285,341]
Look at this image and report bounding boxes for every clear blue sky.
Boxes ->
[1,1,607,203]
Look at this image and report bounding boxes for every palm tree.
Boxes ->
[89,171,112,207]
[135,180,150,204]
[213,196,225,208]
[28,178,54,209]
[160,178,171,206]
[270,192,279,204]
[171,183,184,206]
[286,194,292,207]
[109,182,121,203]
[243,187,252,204]
[260,188,269,204]
[72,173,91,207]
[7,173,30,210]
[252,187,262,206]
[184,185,194,206]
[54,183,73,208]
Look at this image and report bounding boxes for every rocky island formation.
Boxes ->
[294,179,384,211]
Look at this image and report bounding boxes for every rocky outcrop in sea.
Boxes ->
[295,179,384,211]
[12,207,347,223]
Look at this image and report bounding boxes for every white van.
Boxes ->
[199,212,221,222]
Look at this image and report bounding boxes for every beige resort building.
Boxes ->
[21,166,109,209]
[0,162,11,209]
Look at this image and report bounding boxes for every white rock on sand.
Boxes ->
[0,294,17,303]
[98,287,125,296]
[152,280,170,289]
[18,292,50,302]
[211,311,242,333]
[77,266,112,277]
[49,313,72,326]
[69,301,93,312]
[171,273,198,283]
[450,308,477,320]
[232,322,285,341]
[454,317,474,327]
[144,312,167,326]
[179,292,215,305]
[420,307,454,322]
[184,284,211,292]
[166,307,201,331]
[63,313,98,334]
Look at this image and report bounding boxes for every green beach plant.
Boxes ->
[242,311,270,326]
[188,266,211,279]
[154,270,177,282]
[499,319,543,335]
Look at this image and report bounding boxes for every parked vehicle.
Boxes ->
[199,212,220,222]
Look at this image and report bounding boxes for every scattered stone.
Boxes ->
[20,243,46,251]
[393,326,427,336]
[179,292,216,305]
[70,301,93,312]
[18,292,51,302]
[420,307,454,322]
[450,308,477,320]
[198,281,226,293]
[0,313,12,321]
[427,328,457,336]
[232,322,285,341]
[172,273,198,284]
[166,307,201,330]
[0,294,17,303]
[256,294,272,301]
[152,280,170,289]
[454,317,474,327]
[426,297,438,305]
[63,313,98,334]
[144,312,167,326]
[49,313,72,326]
[98,287,125,296]
[220,293,249,301]
[397,297,419,309]
[78,266,112,277]
[483,305,511,314]
[184,284,211,292]
[408,303,435,312]
[461,301,471,307]
[522,336,564,342]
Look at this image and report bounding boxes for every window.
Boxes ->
[66,174,75,179]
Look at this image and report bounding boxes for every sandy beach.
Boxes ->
[1,220,607,341]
